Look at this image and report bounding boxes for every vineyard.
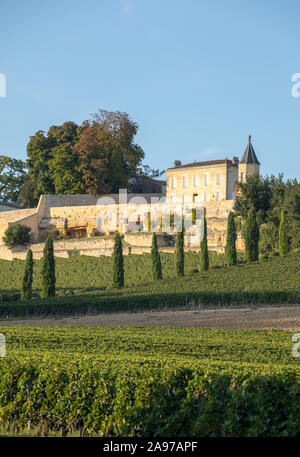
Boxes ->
[0,326,300,436]
[0,251,300,316]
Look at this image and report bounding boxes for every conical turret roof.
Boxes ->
[240,135,260,164]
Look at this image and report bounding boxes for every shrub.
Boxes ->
[3,223,31,248]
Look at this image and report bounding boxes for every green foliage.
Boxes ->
[0,155,27,204]
[278,209,289,256]
[259,223,278,255]
[0,327,300,436]
[235,174,300,254]
[21,249,33,301]
[3,223,31,248]
[225,212,237,266]
[244,207,259,262]
[26,111,144,200]
[200,216,209,271]
[175,230,184,277]
[41,236,56,298]
[73,110,144,195]
[151,233,162,280]
[234,174,273,224]
[112,233,124,288]
[284,183,300,249]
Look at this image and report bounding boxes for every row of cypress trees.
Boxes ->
[21,236,56,301]
[21,208,289,297]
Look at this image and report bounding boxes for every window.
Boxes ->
[232,191,236,200]
[204,173,209,186]
[171,195,176,203]
[183,195,190,203]
[216,172,221,185]
[193,194,198,202]
[171,177,176,188]
[193,175,198,187]
[241,172,245,183]
[182,175,187,188]
[203,192,209,202]
[216,191,221,201]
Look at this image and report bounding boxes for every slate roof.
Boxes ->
[167,159,236,170]
[240,135,260,164]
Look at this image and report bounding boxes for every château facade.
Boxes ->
[165,135,260,204]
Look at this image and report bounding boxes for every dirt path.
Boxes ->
[1,305,300,330]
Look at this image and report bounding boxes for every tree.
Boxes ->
[176,229,184,277]
[244,207,259,262]
[22,249,33,301]
[278,209,289,256]
[0,156,27,203]
[112,233,124,288]
[27,130,55,200]
[151,233,162,280]
[200,216,209,271]
[41,236,56,298]
[3,223,31,248]
[234,174,273,225]
[225,212,237,266]
[19,178,38,208]
[284,183,300,249]
[27,122,85,200]
[73,110,144,195]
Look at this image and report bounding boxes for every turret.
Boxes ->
[238,135,260,183]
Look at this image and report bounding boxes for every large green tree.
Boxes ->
[27,122,84,201]
[234,174,273,224]
[73,110,144,195]
[0,156,27,203]
[284,183,300,249]
[244,207,259,262]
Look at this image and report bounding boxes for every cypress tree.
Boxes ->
[279,209,289,256]
[41,235,56,298]
[21,249,33,301]
[225,212,237,266]
[176,229,184,277]
[151,233,163,280]
[112,232,124,288]
[200,216,209,271]
[244,206,259,262]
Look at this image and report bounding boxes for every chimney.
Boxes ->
[174,160,182,167]
[232,156,239,165]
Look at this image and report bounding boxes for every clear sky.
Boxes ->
[0,0,299,179]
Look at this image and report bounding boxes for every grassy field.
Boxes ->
[0,250,300,315]
[0,326,299,436]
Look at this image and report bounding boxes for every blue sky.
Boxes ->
[0,0,299,179]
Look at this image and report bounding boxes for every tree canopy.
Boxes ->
[0,155,27,203]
